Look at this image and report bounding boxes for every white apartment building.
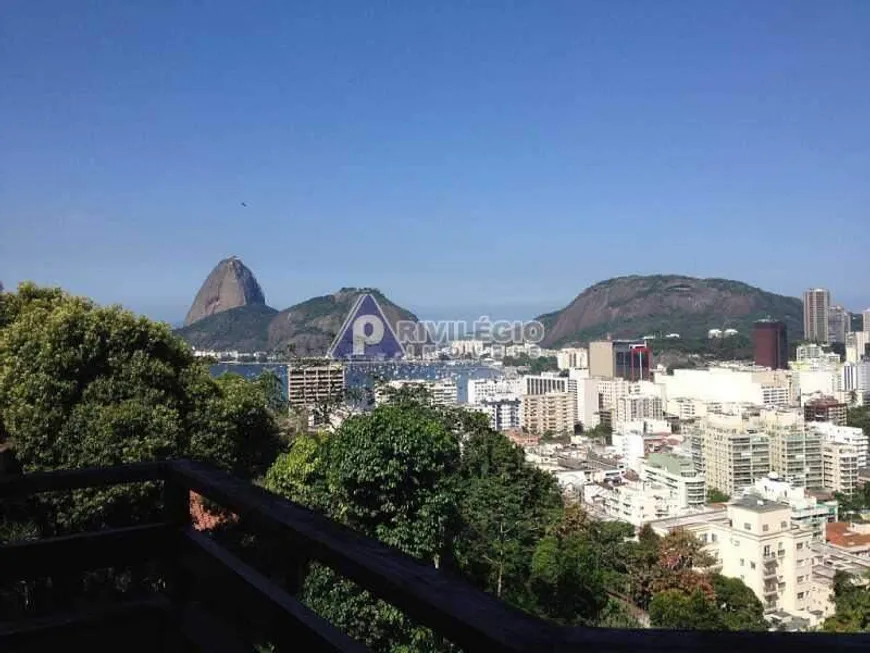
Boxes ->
[657,367,795,407]
[614,394,663,425]
[796,343,827,363]
[523,373,577,397]
[471,398,522,432]
[611,430,645,472]
[642,453,706,509]
[601,481,676,526]
[449,339,486,358]
[810,422,868,468]
[746,474,836,542]
[695,411,772,496]
[466,377,522,405]
[556,347,589,370]
[864,309,870,333]
[598,378,660,408]
[570,372,600,429]
[666,397,708,421]
[521,392,576,435]
[761,410,823,490]
[822,441,860,495]
[380,378,458,406]
[846,331,870,364]
[707,497,815,615]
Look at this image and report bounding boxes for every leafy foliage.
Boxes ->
[0,283,283,533]
[823,571,870,632]
[707,488,730,503]
[649,589,724,630]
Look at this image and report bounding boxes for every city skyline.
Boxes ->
[3,1,870,320]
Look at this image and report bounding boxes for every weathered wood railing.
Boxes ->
[2,460,870,652]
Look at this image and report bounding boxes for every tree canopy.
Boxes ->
[0,283,283,533]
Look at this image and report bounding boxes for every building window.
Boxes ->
[797,542,804,550]
[781,521,788,529]
[740,558,745,567]
[763,524,769,532]
[797,592,805,600]
[764,545,771,556]
[750,562,756,570]
[798,576,805,583]
[711,533,717,543]
[744,523,751,531]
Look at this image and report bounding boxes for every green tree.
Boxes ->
[263,432,329,511]
[529,529,606,625]
[454,430,562,602]
[0,283,282,533]
[711,574,766,631]
[264,395,462,652]
[649,589,724,630]
[706,488,730,503]
[823,571,870,632]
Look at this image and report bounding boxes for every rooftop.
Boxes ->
[826,522,870,550]
[731,496,791,514]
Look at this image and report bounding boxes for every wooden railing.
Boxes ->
[1,460,870,652]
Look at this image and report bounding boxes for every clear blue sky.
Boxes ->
[3,1,869,322]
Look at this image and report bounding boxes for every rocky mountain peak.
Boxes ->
[183,257,267,326]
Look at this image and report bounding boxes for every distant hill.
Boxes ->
[174,304,278,352]
[537,275,803,348]
[268,288,419,356]
[174,263,419,354]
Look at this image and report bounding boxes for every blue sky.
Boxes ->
[2,1,869,322]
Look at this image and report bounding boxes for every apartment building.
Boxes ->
[287,362,346,410]
[571,374,600,429]
[845,331,870,364]
[472,398,522,432]
[762,410,823,490]
[810,422,868,468]
[523,374,577,397]
[804,396,848,426]
[697,412,771,496]
[803,288,831,343]
[747,474,837,542]
[466,377,522,405]
[380,378,458,406]
[521,392,577,435]
[667,397,708,421]
[828,305,849,345]
[449,339,486,358]
[822,441,860,495]
[601,481,676,526]
[657,367,795,407]
[707,497,815,614]
[642,453,706,509]
[615,394,663,425]
[556,347,588,370]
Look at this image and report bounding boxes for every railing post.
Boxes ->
[162,469,191,601]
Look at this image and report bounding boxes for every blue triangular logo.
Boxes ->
[328,294,406,360]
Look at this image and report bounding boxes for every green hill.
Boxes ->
[537,275,803,347]
[174,304,278,352]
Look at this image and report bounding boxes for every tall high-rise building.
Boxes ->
[753,320,788,370]
[828,305,848,345]
[803,288,831,343]
[863,308,870,333]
